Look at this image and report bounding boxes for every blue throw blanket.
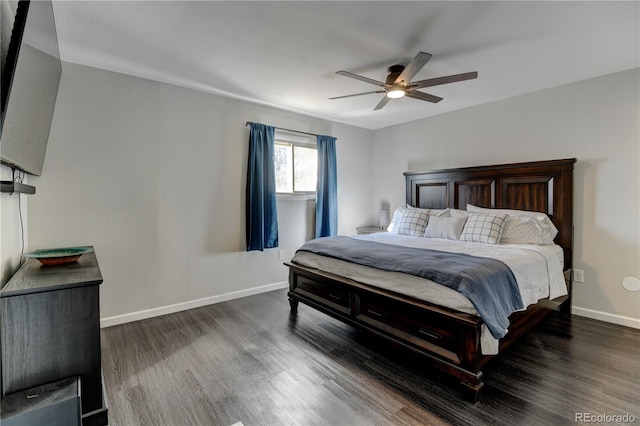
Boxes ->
[296,236,523,339]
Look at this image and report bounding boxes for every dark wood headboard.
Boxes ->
[404,158,576,268]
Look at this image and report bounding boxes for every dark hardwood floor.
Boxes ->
[101,289,640,426]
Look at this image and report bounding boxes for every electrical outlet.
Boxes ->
[278,250,285,260]
[573,269,584,283]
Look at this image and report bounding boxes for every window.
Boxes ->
[274,132,317,194]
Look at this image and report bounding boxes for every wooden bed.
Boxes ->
[286,158,576,402]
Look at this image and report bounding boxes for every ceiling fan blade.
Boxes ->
[406,90,443,103]
[410,71,478,89]
[336,70,387,88]
[394,52,432,85]
[329,90,385,100]
[374,95,391,111]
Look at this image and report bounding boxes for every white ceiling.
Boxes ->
[52,1,639,130]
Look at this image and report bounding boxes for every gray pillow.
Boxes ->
[423,216,467,240]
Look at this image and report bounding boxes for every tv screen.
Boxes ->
[1,0,61,176]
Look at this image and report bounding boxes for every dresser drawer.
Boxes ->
[292,275,351,314]
[356,293,463,364]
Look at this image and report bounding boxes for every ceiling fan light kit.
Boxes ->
[386,88,405,99]
[331,52,478,110]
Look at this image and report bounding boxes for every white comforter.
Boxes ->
[291,233,567,355]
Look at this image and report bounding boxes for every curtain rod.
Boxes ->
[245,121,320,138]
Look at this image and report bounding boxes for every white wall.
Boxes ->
[0,164,27,285]
[334,122,375,229]
[28,62,372,322]
[18,60,639,328]
[372,69,640,324]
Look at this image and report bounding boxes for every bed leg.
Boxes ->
[289,297,299,313]
[460,380,484,404]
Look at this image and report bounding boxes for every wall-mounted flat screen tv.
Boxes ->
[1,0,61,176]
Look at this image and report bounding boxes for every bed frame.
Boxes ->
[286,158,576,402]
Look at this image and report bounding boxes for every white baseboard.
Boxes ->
[100,285,639,330]
[100,281,289,328]
[571,306,640,329]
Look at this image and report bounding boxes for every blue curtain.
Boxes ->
[315,135,338,238]
[246,123,279,251]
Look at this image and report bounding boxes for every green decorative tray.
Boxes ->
[22,247,93,266]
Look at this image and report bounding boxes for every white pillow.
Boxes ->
[449,208,471,218]
[467,204,558,244]
[423,216,467,240]
[500,216,547,245]
[459,213,508,244]
[390,208,430,237]
[386,208,401,232]
[429,208,450,217]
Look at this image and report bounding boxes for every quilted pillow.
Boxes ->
[467,204,558,244]
[500,216,547,245]
[459,213,508,244]
[393,208,430,237]
[423,216,467,240]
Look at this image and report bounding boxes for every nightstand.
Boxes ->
[356,226,387,235]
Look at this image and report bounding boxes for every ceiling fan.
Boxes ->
[330,52,478,110]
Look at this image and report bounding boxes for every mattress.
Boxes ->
[291,232,566,355]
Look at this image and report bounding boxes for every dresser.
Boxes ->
[0,247,108,426]
[1,377,82,426]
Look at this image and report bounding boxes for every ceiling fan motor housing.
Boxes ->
[386,65,405,84]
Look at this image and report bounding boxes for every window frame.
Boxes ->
[274,130,317,197]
